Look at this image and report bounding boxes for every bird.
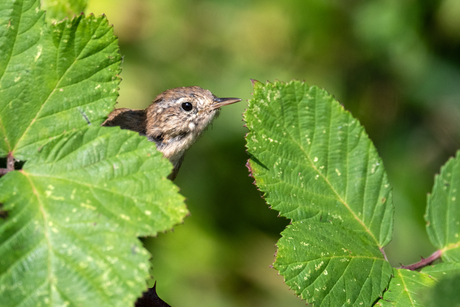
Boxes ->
[103,86,241,180]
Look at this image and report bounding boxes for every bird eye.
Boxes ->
[181,102,193,111]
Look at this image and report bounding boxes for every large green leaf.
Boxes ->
[41,0,88,22]
[0,126,187,307]
[245,80,394,246]
[426,150,460,261]
[244,80,394,305]
[275,221,392,306]
[0,0,121,160]
[376,269,435,307]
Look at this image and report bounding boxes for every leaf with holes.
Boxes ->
[426,150,460,262]
[0,126,187,307]
[0,0,121,160]
[244,80,394,305]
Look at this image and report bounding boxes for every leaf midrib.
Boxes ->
[275,84,380,246]
[11,17,103,155]
[397,270,418,307]
[22,170,55,307]
[0,0,28,153]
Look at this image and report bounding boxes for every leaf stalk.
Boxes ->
[400,250,442,271]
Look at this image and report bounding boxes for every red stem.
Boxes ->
[0,152,15,176]
[380,247,388,261]
[400,250,442,271]
[7,152,14,172]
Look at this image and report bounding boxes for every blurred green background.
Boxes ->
[82,0,460,305]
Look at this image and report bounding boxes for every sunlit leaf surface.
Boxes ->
[0,127,187,306]
[245,80,394,247]
[244,80,394,305]
[0,0,121,160]
[276,221,392,306]
[376,269,435,307]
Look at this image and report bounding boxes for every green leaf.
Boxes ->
[0,0,121,160]
[41,0,88,22]
[376,264,460,306]
[421,263,460,307]
[0,0,44,157]
[376,269,435,307]
[275,221,392,306]
[421,262,460,277]
[426,150,460,261]
[245,80,394,247]
[0,126,187,307]
[244,80,395,305]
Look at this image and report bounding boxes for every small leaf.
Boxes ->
[0,0,121,160]
[421,262,460,277]
[275,221,392,306]
[41,0,88,22]
[377,264,460,306]
[0,126,187,307]
[426,150,460,262]
[376,269,435,307]
[421,263,460,307]
[245,80,394,247]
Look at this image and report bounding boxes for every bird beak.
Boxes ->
[211,97,241,110]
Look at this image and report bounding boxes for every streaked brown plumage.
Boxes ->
[103,86,241,180]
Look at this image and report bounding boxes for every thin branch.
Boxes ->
[400,250,442,271]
